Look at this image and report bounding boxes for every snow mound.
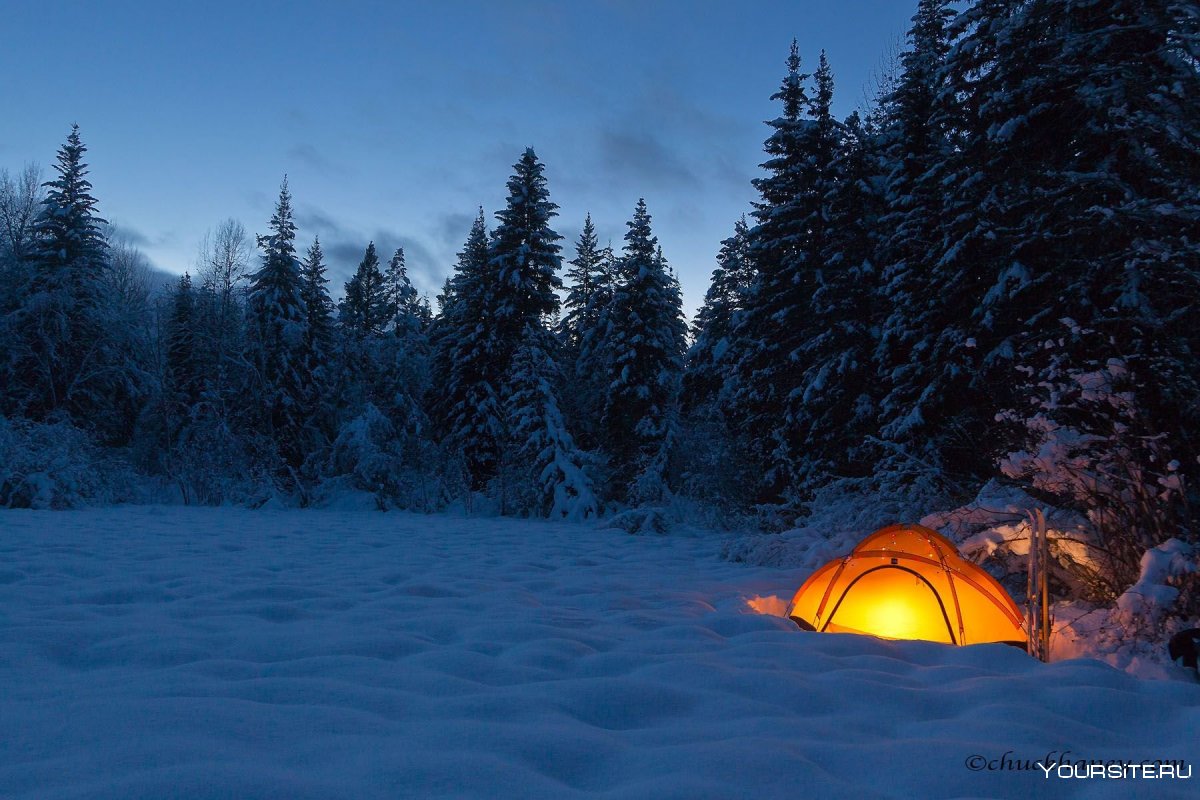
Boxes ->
[1116,539,1196,625]
[0,507,1197,799]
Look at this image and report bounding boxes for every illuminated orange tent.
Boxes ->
[787,523,1026,646]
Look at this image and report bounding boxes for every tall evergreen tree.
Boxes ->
[791,111,882,485]
[245,177,310,471]
[326,239,431,504]
[8,125,135,436]
[414,295,434,330]
[30,126,108,296]
[599,199,686,504]
[331,241,400,424]
[153,271,204,490]
[166,273,203,411]
[728,45,842,504]
[560,214,606,352]
[381,244,431,437]
[560,215,616,451]
[297,236,335,446]
[384,246,423,338]
[682,215,755,415]
[488,149,563,359]
[947,0,1200,568]
[724,42,807,502]
[486,149,594,516]
[338,241,390,339]
[676,216,758,510]
[300,237,334,361]
[433,210,502,489]
[873,0,974,482]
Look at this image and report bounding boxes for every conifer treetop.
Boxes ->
[34,123,108,269]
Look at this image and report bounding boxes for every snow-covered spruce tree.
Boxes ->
[245,178,311,476]
[326,239,433,506]
[338,241,390,341]
[431,210,503,492]
[997,321,1191,598]
[676,216,758,517]
[298,236,336,448]
[722,40,806,506]
[335,242,403,439]
[503,333,598,520]
[726,45,840,508]
[681,216,755,416]
[166,273,203,415]
[157,272,208,500]
[560,214,615,451]
[381,245,430,395]
[891,0,1045,486]
[369,243,434,506]
[870,0,962,486]
[382,245,434,453]
[598,199,686,505]
[791,109,883,487]
[388,248,432,413]
[488,149,595,518]
[300,237,335,374]
[7,126,140,441]
[384,246,423,338]
[488,150,562,363]
[560,213,606,355]
[416,296,433,329]
[956,0,1200,591]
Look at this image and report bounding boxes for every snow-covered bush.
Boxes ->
[602,506,669,535]
[1115,539,1197,629]
[931,481,1109,601]
[718,441,955,569]
[931,483,1200,677]
[1053,539,1199,679]
[130,401,277,507]
[174,418,276,507]
[321,404,440,511]
[0,415,136,508]
[722,471,950,570]
[998,346,1192,597]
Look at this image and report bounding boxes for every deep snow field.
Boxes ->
[1,507,1197,799]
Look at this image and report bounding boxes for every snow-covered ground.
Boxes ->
[1,507,1197,799]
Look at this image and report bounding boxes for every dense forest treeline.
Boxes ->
[1,1,1198,596]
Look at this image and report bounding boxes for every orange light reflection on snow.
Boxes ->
[746,595,789,617]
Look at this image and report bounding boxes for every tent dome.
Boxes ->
[787,523,1026,646]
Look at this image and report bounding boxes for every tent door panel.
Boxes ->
[821,565,957,644]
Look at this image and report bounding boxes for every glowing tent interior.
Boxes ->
[787,523,1027,646]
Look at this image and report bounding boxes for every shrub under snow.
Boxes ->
[0,416,136,509]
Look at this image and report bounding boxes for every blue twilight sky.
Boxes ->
[0,0,918,317]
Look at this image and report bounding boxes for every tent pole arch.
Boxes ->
[921,529,968,645]
[820,564,958,644]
